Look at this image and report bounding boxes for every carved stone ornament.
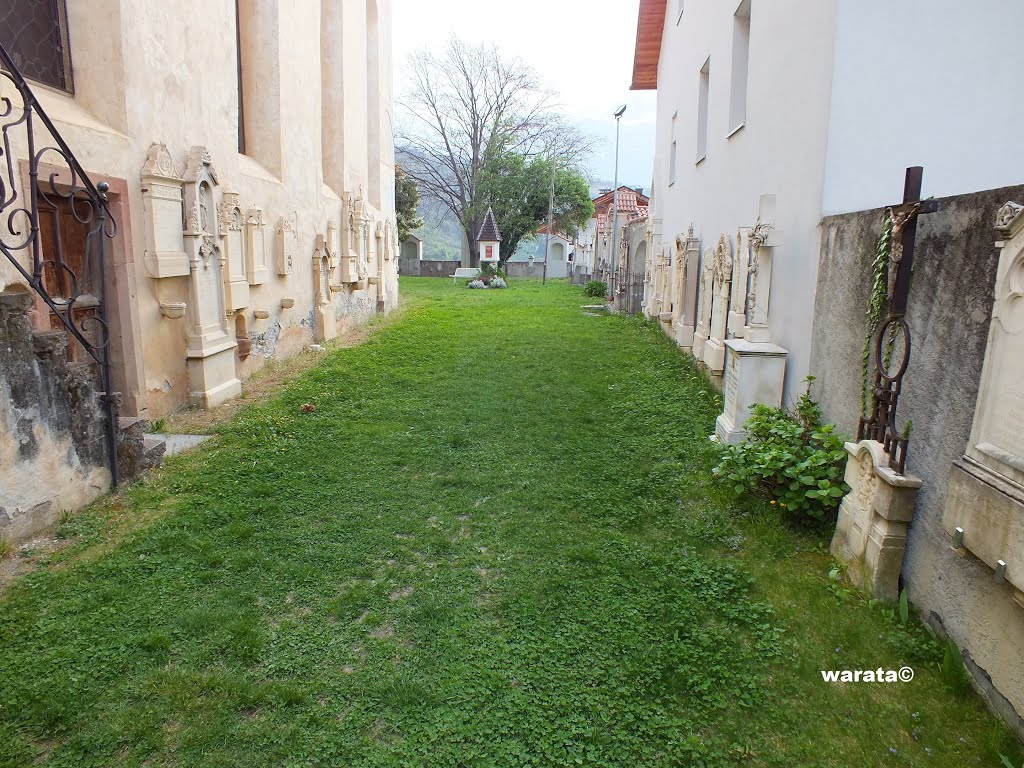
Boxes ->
[996,201,1024,233]
[714,234,732,284]
[276,211,297,276]
[141,142,180,181]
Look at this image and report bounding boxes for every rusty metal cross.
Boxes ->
[886,166,939,317]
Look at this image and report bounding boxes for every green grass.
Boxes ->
[0,277,1019,767]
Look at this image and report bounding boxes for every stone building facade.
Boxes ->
[0,0,398,536]
[0,0,398,417]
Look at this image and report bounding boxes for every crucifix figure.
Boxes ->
[859,166,939,473]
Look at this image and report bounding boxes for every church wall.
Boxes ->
[0,0,399,419]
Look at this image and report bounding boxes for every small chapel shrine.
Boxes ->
[477,207,502,266]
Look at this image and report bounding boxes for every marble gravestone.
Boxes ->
[942,201,1024,607]
[715,338,787,444]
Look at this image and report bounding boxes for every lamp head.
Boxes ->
[613,104,627,118]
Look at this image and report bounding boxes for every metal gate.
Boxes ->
[0,42,120,485]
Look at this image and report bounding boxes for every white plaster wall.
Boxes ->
[649,0,839,402]
[822,0,1024,215]
[0,0,398,417]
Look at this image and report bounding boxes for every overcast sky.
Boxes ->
[392,0,657,190]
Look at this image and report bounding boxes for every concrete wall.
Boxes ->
[0,0,398,419]
[399,258,461,278]
[809,183,1024,736]
[505,262,545,279]
[648,0,839,400]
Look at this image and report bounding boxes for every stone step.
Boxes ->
[142,433,168,464]
[150,433,211,456]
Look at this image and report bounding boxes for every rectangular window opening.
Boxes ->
[729,0,751,135]
[235,0,245,154]
[0,0,74,93]
[696,57,710,163]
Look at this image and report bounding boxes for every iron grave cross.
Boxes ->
[860,166,940,473]
[886,166,939,317]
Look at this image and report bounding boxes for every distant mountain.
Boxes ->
[414,198,465,261]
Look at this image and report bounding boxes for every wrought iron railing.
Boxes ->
[0,41,119,485]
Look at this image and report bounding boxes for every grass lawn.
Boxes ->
[0,277,1020,767]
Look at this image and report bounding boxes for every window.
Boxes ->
[235,0,245,153]
[0,0,74,92]
[321,0,346,193]
[729,0,751,135]
[669,112,678,185]
[236,0,283,175]
[696,57,710,163]
[366,0,382,208]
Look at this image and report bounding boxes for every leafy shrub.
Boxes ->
[490,277,507,289]
[479,262,507,278]
[583,280,607,298]
[466,279,486,289]
[713,377,849,520]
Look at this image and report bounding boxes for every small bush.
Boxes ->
[490,277,507,289]
[466,279,486,289]
[583,280,607,298]
[713,377,849,520]
[479,262,506,278]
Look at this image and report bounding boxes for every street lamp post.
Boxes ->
[610,104,626,302]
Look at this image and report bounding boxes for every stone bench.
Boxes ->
[452,267,481,283]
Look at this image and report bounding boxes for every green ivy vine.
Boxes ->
[861,213,893,417]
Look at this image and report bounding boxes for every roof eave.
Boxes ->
[630,0,668,91]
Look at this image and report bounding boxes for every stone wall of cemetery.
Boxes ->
[399,256,462,278]
[808,183,1024,736]
[0,0,399,419]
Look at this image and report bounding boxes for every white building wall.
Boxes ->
[650,0,839,400]
[822,0,1024,215]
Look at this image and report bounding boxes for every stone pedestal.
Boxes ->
[943,457,1024,606]
[703,337,725,375]
[675,321,695,350]
[831,440,922,602]
[187,342,241,408]
[714,339,787,444]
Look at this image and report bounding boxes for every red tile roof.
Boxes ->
[592,187,650,219]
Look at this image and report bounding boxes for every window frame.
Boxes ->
[0,0,75,94]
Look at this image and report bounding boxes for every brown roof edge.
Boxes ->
[630,0,668,91]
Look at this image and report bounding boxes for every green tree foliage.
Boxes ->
[475,147,594,265]
[397,37,592,266]
[395,165,424,242]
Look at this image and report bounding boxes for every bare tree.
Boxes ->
[397,36,592,266]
